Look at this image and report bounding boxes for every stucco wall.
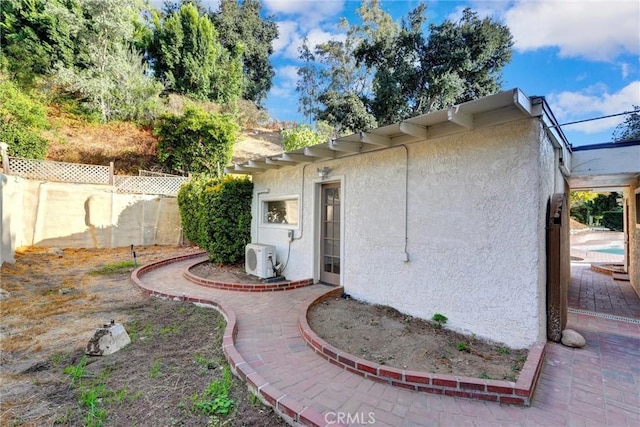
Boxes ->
[1,175,183,264]
[253,119,554,348]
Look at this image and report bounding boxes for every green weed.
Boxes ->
[80,383,108,427]
[194,353,216,370]
[192,367,235,416]
[149,359,161,378]
[63,355,88,385]
[496,346,510,355]
[89,260,136,276]
[456,342,470,352]
[159,324,179,335]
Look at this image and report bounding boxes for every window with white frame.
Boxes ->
[262,197,299,226]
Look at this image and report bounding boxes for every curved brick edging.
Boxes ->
[131,255,331,427]
[299,288,546,406]
[183,259,314,292]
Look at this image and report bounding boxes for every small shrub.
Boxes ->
[0,120,48,159]
[155,106,239,175]
[431,313,448,329]
[281,124,324,151]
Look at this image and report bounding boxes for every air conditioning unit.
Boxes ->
[245,244,276,279]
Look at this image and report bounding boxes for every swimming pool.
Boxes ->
[593,247,624,255]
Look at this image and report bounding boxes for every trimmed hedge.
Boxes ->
[178,175,253,264]
[602,211,623,232]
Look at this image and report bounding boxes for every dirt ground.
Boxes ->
[2,249,528,426]
[190,261,528,381]
[0,246,286,426]
[308,297,528,381]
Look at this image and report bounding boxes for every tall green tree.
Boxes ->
[213,0,278,104]
[0,0,77,86]
[612,106,640,141]
[53,0,163,122]
[296,19,377,135]
[357,3,513,125]
[148,2,243,104]
[298,0,513,130]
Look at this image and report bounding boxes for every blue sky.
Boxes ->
[200,0,640,147]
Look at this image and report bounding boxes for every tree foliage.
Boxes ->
[298,0,513,131]
[297,20,377,135]
[570,191,621,226]
[154,106,239,176]
[50,0,163,122]
[148,2,243,104]
[0,0,77,86]
[281,123,333,151]
[0,78,49,158]
[177,175,253,264]
[612,105,640,141]
[213,0,278,104]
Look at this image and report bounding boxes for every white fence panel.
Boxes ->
[7,157,110,184]
[114,176,190,196]
[2,155,191,196]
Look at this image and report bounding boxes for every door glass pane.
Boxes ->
[324,240,332,256]
[333,258,340,274]
[324,256,332,273]
[333,240,340,257]
[326,222,334,239]
[326,205,333,221]
[333,204,340,221]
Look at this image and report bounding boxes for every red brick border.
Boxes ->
[183,259,314,292]
[299,288,546,406]
[131,254,332,427]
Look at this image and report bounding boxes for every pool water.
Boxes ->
[594,247,624,255]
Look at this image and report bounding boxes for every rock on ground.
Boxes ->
[561,329,586,348]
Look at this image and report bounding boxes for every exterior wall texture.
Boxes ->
[1,175,183,264]
[253,119,555,348]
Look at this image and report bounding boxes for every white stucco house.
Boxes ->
[226,88,640,349]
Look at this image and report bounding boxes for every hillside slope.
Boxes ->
[43,107,283,175]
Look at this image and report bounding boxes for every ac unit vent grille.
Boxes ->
[245,244,276,279]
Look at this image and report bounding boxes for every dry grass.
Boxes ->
[42,102,283,174]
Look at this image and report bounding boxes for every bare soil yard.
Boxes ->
[308,297,528,381]
[0,246,285,426]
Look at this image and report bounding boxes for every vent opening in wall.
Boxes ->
[245,244,276,279]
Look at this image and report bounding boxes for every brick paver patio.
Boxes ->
[133,250,639,426]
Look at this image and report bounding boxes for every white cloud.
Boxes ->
[275,21,345,60]
[620,62,630,79]
[269,65,300,98]
[547,81,640,133]
[504,0,640,61]
[273,21,300,55]
[264,0,345,25]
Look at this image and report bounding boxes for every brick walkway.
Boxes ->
[134,255,640,426]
